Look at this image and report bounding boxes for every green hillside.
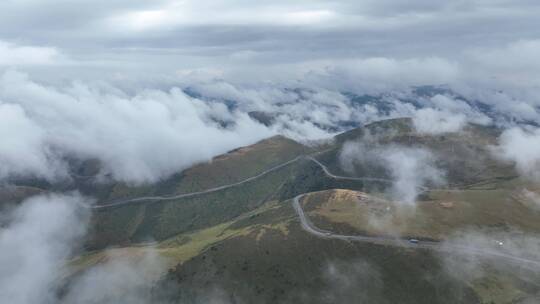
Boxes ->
[87,136,307,248]
[309,118,515,187]
[74,194,540,304]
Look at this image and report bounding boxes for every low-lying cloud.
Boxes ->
[382,146,445,205]
[440,230,540,283]
[0,68,496,186]
[412,108,467,135]
[0,193,89,304]
[491,127,540,181]
[63,250,170,304]
[1,53,537,187]
[0,193,172,304]
[322,260,383,303]
[0,103,65,181]
[340,142,446,205]
[519,189,540,212]
[0,71,274,184]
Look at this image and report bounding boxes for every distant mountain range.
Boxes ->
[184,85,540,133]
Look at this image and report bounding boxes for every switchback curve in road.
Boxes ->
[292,193,540,269]
[92,154,395,210]
[90,152,540,267]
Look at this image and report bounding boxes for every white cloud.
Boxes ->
[0,71,274,184]
[282,10,336,25]
[492,127,540,180]
[0,192,172,304]
[413,108,467,135]
[0,193,89,304]
[520,189,540,212]
[0,41,62,66]
[467,39,540,76]
[381,146,445,205]
[107,8,180,32]
[441,230,540,281]
[340,142,446,205]
[305,57,460,94]
[0,103,65,181]
[179,78,352,139]
[322,260,382,303]
[107,2,338,33]
[62,250,169,304]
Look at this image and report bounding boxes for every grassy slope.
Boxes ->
[102,135,306,201]
[72,199,482,304]
[86,136,306,248]
[169,135,305,194]
[74,191,540,303]
[302,188,540,240]
[156,199,497,304]
[70,200,292,277]
[317,118,515,187]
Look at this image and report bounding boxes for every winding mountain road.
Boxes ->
[292,193,438,248]
[305,156,392,183]
[89,153,540,267]
[93,154,394,210]
[93,156,304,210]
[292,193,540,268]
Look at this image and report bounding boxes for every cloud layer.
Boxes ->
[0,193,89,304]
[0,71,275,184]
[0,2,539,186]
[0,193,171,304]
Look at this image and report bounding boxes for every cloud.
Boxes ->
[440,229,540,284]
[0,193,89,304]
[466,39,540,84]
[340,142,446,205]
[519,189,540,212]
[0,1,537,88]
[62,250,170,304]
[109,4,337,32]
[0,71,274,184]
[321,260,383,303]
[381,146,446,205]
[0,3,538,138]
[0,192,174,304]
[0,103,65,181]
[0,41,63,66]
[416,94,492,128]
[303,57,460,94]
[491,127,540,180]
[2,49,535,186]
[413,108,467,135]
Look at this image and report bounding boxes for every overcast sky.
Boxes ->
[0,0,539,82]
